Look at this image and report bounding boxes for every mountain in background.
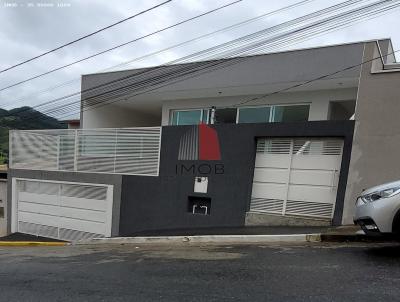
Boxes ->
[0,106,67,161]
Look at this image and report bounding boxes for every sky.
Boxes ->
[0,0,399,119]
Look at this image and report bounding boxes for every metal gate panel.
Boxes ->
[250,138,343,219]
[253,168,288,183]
[61,196,107,211]
[290,170,334,186]
[251,183,287,201]
[12,178,113,241]
[255,153,291,168]
[250,198,284,214]
[18,192,59,206]
[287,185,337,204]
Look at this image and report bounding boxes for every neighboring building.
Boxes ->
[64,119,80,129]
[6,39,400,240]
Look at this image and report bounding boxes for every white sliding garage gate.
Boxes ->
[12,179,114,241]
[250,138,343,220]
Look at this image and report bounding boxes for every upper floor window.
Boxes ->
[238,106,271,123]
[272,105,309,122]
[238,104,309,124]
[170,104,310,125]
[171,109,208,125]
[214,108,237,124]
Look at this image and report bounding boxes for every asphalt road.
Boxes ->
[0,242,399,302]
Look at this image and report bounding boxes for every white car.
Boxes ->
[354,180,400,235]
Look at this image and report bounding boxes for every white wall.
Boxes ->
[82,103,160,129]
[161,88,357,125]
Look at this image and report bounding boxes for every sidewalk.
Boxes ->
[1,226,398,246]
[77,225,400,245]
[73,226,355,245]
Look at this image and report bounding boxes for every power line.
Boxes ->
[0,0,174,74]
[12,0,387,123]
[54,0,400,120]
[1,0,313,108]
[4,0,398,125]
[230,48,400,108]
[41,0,369,114]
[23,4,387,125]
[13,48,400,132]
[0,0,243,92]
[19,0,344,116]
[49,0,392,117]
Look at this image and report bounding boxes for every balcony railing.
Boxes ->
[9,127,162,176]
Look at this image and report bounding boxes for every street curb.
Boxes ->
[0,241,69,247]
[74,234,322,245]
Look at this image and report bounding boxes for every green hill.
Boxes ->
[0,106,67,162]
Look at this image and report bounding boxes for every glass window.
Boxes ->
[171,110,202,125]
[238,107,271,123]
[214,108,237,124]
[272,105,309,122]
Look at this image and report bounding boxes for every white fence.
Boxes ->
[10,127,162,176]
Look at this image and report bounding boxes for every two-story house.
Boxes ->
[7,38,400,240]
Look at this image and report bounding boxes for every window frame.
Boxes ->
[271,103,310,123]
[170,108,209,125]
[237,103,310,124]
[236,106,272,123]
[170,103,310,125]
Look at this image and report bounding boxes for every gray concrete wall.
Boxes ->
[119,121,354,236]
[7,120,354,237]
[7,170,123,236]
[342,41,400,224]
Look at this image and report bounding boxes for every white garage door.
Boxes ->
[12,179,113,241]
[250,138,343,219]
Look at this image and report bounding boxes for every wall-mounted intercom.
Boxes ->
[194,176,208,194]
